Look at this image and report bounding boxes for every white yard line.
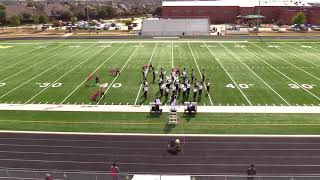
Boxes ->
[264,44,320,81]
[134,43,158,105]
[250,43,320,101]
[203,42,252,106]
[60,43,126,104]
[97,42,143,104]
[25,44,106,104]
[0,43,97,100]
[171,41,174,68]
[0,104,319,113]
[0,53,60,82]
[187,42,213,106]
[281,43,320,67]
[0,44,64,72]
[229,42,291,106]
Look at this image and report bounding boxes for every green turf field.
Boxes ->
[1,111,320,134]
[0,39,320,106]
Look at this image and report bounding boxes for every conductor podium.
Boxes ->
[168,109,178,125]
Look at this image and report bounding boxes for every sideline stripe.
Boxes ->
[2,130,320,137]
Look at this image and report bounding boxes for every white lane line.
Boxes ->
[25,44,106,104]
[265,43,320,81]
[281,43,320,67]
[203,42,252,106]
[0,44,64,72]
[97,42,143,104]
[250,43,320,101]
[4,130,320,137]
[171,41,174,68]
[0,158,320,167]
[0,44,98,100]
[60,43,126,104]
[134,43,158,105]
[0,53,60,82]
[187,42,213,106]
[229,42,291,106]
[2,150,320,159]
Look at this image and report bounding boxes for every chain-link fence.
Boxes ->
[0,169,319,180]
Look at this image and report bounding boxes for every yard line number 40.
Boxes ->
[226,83,254,89]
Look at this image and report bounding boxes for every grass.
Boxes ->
[0,39,320,134]
[0,39,320,106]
[0,110,320,134]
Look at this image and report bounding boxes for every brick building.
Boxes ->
[162,0,320,25]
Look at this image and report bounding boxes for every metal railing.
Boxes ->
[0,168,320,180]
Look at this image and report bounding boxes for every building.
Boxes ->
[162,0,320,25]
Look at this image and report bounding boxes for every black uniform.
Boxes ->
[246,166,256,180]
[191,70,195,83]
[201,69,205,82]
[152,68,156,82]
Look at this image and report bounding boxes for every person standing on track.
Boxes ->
[246,164,256,180]
[110,162,120,180]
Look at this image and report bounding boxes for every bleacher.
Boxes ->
[141,18,210,36]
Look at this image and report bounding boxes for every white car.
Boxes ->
[271,25,280,31]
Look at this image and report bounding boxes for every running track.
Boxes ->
[0,132,320,178]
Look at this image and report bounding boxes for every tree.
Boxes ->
[70,16,77,25]
[60,10,73,21]
[52,19,61,28]
[21,12,32,22]
[123,20,132,26]
[97,6,115,19]
[152,7,162,16]
[0,9,5,31]
[10,15,21,31]
[0,5,6,10]
[33,15,39,29]
[39,15,48,24]
[292,12,306,25]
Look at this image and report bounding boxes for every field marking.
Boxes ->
[250,43,320,101]
[98,42,143,104]
[0,44,64,73]
[281,43,320,67]
[134,43,158,105]
[228,43,291,106]
[187,42,213,106]
[2,158,320,167]
[0,53,60,82]
[25,44,108,104]
[60,43,126,104]
[0,44,51,64]
[171,41,174,68]
[0,44,98,100]
[2,119,320,126]
[203,42,252,106]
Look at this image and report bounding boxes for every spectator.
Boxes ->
[110,162,120,180]
[45,174,53,180]
[246,164,256,180]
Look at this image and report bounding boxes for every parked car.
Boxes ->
[288,24,308,32]
[271,25,280,31]
[312,25,320,31]
[41,24,48,30]
[128,25,133,30]
[96,24,103,30]
[115,25,121,30]
[103,24,110,30]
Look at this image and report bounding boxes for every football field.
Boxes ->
[0,39,320,107]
